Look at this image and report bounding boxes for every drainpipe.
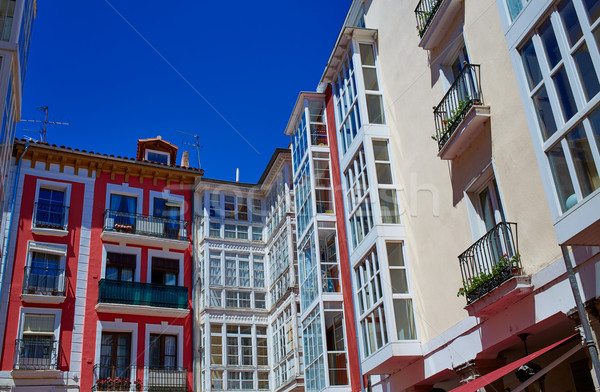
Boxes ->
[0,141,29,353]
[561,245,600,389]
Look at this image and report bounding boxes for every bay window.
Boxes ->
[519,1,600,213]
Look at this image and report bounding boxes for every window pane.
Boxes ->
[566,125,600,197]
[521,38,543,90]
[359,44,375,66]
[386,242,404,267]
[506,0,523,21]
[363,68,379,91]
[390,269,408,294]
[23,314,54,333]
[553,66,578,121]
[372,140,389,161]
[559,0,583,47]
[379,189,399,224]
[539,19,561,69]
[393,299,417,340]
[533,86,558,140]
[375,163,393,184]
[590,105,600,153]
[366,94,386,124]
[547,142,576,212]
[573,43,600,101]
[584,0,600,24]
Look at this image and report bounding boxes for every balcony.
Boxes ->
[21,266,66,304]
[433,64,490,160]
[93,365,188,392]
[32,203,69,236]
[102,210,189,250]
[458,222,532,315]
[415,0,463,50]
[13,339,60,371]
[96,279,189,317]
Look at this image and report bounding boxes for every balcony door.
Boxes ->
[154,198,180,239]
[99,332,131,380]
[105,252,136,282]
[17,314,57,370]
[36,187,65,228]
[110,194,137,228]
[25,252,61,295]
[477,179,505,233]
[149,334,177,369]
[151,257,179,286]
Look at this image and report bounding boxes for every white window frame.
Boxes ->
[94,319,138,370]
[144,323,184,375]
[33,179,72,231]
[514,0,600,218]
[24,241,68,296]
[105,183,143,214]
[463,163,508,241]
[101,244,141,282]
[145,149,171,165]
[147,248,184,286]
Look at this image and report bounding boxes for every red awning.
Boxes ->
[449,334,579,392]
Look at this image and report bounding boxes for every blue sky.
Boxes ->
[17,1,351,182]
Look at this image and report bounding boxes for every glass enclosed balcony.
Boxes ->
[98,279,188,309]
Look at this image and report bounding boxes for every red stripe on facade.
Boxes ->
[325,85,363,392]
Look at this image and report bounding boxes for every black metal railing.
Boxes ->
[458,222,520,304]
[433,63,483,152]
[98,279,188,309]
[22,266,66,296]
[13,339,60,370]
[92,364,188,391]
[33,202,68,230]
[103,210,188,241]
[415,0,443,38]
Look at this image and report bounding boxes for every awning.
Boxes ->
[449,334,580,392]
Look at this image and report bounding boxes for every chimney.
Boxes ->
[181,151,190,168]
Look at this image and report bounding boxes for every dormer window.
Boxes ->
[145,149,170,165]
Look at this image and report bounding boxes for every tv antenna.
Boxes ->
[176,130,203,169]
[21,106,69,142]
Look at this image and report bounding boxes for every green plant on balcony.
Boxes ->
[432,99,471,142]
[416,0,442,37]
[456,254,520,298]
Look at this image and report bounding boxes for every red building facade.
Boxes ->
[0,138,200,391]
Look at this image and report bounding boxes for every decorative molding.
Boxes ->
[95,303,190,318]
[20,294,66,304]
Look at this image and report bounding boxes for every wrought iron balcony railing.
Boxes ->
[93,364,188,391]
[103,210,188,241]
[98,279,188,309]
[33,202,68,230]
[415,0,443,38]
[433,63,483,152]
[458,222,520,304]
[13,339,60,370]
[22,266,66,296]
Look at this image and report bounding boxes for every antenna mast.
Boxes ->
[21,106,70,142]
[176,130,203,169]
